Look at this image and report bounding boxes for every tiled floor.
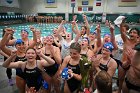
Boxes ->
[0,55,18,93]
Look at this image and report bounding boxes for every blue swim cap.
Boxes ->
[103,42,114,52]
[21,29,29,34]
[15,39,24,45]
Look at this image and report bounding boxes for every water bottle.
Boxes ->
[61,67,69,80]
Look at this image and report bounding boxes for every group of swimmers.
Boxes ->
[0,14,140,93]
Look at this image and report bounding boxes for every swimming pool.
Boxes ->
[0,23,139,39]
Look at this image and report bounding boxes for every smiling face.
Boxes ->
[69,42,81,59]
[15,43,26,53]
[25,48,36,62]
[70,49,80,59]
[46,35,54,45]
[101,47,111,57]
[129,29,139,40]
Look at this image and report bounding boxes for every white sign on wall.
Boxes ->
[0,0,19,8]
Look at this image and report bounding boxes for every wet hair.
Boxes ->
[26,47,36,53]
[70,42,81,53]
[128,28,140,36]
[95,71,112,93]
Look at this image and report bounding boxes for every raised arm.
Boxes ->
[0,28,14,56]
[110,24,118,50]
[120,22,128,43]
[28,26,37,48]
[72,21,80,42]
[83,14,90,36]
[2,50,23,68]
[36,49,55,67]
[0,50,9,58]
[58,56,69,75]
[50,46,62,64]
[96,24,102,48]
[72,15,78,34]
[56,20,65,41]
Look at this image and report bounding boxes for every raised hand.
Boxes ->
[61,20,66,25]
[36,49,43,56]
[71,21,76,25]
[96,24,101,33]
[5,28,15,35]
[125,46,136,64]
[11,50,17,56]
[109,24,115,33]
[73,15,77,21]
[82,14,87,20]
[68,68,74,79]
[30,26,36,32]
[91,55,100,67]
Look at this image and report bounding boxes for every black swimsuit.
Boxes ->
[15,56,27,79]
[44,48,59,76]
[99,58,111,72]
[125,77,140,92]
[67,59,81,92]
[24,61,43,91]
[52,40,59,47]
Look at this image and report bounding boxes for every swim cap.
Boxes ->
[103,42,114,52]
[15,39,24,46]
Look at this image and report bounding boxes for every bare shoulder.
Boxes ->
[53,46,60,52]
[20,61,27,69]
[110,58,117,67]
[36,60,44,68]
[54,46,59,50]
[41,47,45,53]
[63,56,71,64]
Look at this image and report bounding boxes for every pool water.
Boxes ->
[0,23,139,39]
